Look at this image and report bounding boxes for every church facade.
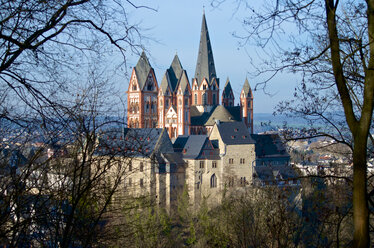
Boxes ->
[126,13,254,138]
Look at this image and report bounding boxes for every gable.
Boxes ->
[142,70,158,92]
[166,106,177,118]
[128,69,140,92]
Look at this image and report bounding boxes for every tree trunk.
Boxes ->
[352,134,370,248]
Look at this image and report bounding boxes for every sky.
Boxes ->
[123,0,299,113]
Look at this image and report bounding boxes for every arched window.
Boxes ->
[140,162,144,172]
[194,94,197,105]
[145,103,149,113]
[203,93,207,105]
[210,174,217,188]
[160,99,163,106]
[179,99,182,106]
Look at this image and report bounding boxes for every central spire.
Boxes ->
[194,12,217,86]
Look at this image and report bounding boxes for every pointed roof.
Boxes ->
[167,54,184,92]
[241,78,252,97]
[222,78,234,98]
[159,73,171,95]
[194,13,217,86]
[134,51,152,90]
[204,105,240,126]
[177,70,190,94]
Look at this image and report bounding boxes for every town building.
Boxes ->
[126,13,254,138]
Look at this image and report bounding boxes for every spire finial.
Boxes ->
[203,5,205,14]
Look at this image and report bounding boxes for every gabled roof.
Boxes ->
[212,121,255,145]
[251,134,290,158]
[241,78,252,98]
[134,51,152,90]
[253,166,298,183]
[168,54,184,92]
[194,13,217,86]
[159,73,171,95]
[173,135,189,152]
[222,78,234,98]
[177,70,190,94]
[180,135,208,159]
[190,105,214,126]
[204,105,239,126]
[121,128,174,157]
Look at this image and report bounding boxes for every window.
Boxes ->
[179,99,182,106]
[140,162,144,172]
[200,161,205,169]
[212,161,217,168]
[129,162,132,171]
[140,178,144,187]
[145,103,149,113]
[203,84,207,90]
[160,99,163,106]
[213,94,216,105]
[240,158,245,164]
[229,158,234,164]
[240,177,246,186]
[132,83,137,91]
[203,93,207,105]
[194,94,197,105]
[228,177,234,187]
[210,174,217,188]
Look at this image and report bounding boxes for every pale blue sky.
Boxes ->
[123,0,298,113]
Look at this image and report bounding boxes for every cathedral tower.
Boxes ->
[158,54,191,138]
[240,78,254,133]
[127,52,158,128]
[191,12,219,112]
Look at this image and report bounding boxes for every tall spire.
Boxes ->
[194,12,216,86]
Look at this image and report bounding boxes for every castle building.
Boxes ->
[127,13,254,138]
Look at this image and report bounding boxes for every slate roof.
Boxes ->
[194,13,217,86]
[222,78,234,98]
[190,106,213,126]
[253,165,299,184]
[95,128,174,157]
[168,54,183,92]
[159,73,171,95]
[180,135,208,159]
[160,55,190,96]
[173,135,189,152]
[204,105,241,126]
[241,78,252,97]
[134,51,152,91]
[251,134,290,158]
[213,121,255,145]
[177,70,190,94]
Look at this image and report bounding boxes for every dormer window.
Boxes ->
[203,84,207,90]
[132,83,137,91]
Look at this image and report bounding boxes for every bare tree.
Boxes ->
[210,0,374,246]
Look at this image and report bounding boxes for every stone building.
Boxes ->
[126,13,254,138]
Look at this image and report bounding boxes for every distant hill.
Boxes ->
[253,113,309,133]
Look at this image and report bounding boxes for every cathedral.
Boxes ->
[126,13,254,139]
